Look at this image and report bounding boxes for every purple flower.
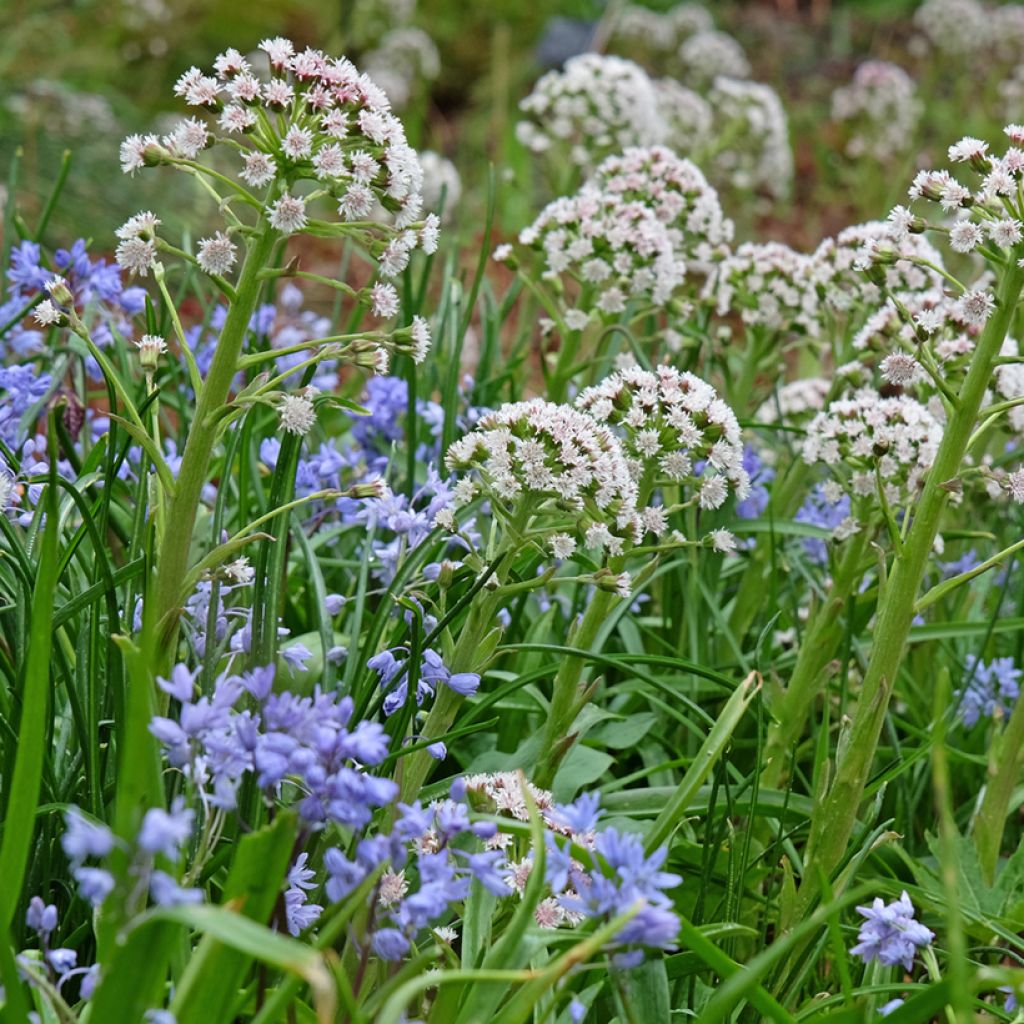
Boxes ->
[372,927,410,961]
[879,999,905,1016]
[26,896,57,936]
[138,798,195,860]
[795,485,851,565]
[74,867,115,906]
[46,948,77,974]
[62,808,114,863]
[157,664,196,703]
[150,870,203,907]
[957,656,1022,727]
[551,792,601,835]
[850,891,933,970]
[446,672,480,696]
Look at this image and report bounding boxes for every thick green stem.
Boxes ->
[972,692,1024,884]
[794,263,1024,914]
[533,586,616,789]
[151,227,278,661]
[761,528,870,792]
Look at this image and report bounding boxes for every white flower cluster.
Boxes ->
[361,27,441,110]
[611,3,713,56]
[830,61,921,163]
[810,220,946,315]
[679,30,751,89]
[418,150,462,219]
[511,185,685,326]
[913,0,1002,58]
[443,398,641,557]
[575,365,749,518]
[515,54,666,170]
[802,388,943,510]
[705,241,819,335]
[119,39,438,268]
[885,128,1024,328]
[1001,64,1024,122]
[756,378,832,424]
[589,146,734,274]
[654,79,714,158]
[993,337,1024,436]
[706,77,793,199]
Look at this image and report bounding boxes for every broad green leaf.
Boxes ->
[171,812,300,1023]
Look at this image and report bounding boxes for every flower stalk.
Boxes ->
[795,260,1024,914]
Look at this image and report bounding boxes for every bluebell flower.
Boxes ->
[849,891,933,970]
[26,897,57,936]
[735,446,775,520]
[46,949,77,974]
[150,871,203,907]
[795,484,852,565]
[957,655,1022,727]
[879,999,905,1016]
[551,791,602,835]
[73,867,115,906]
[157,664,196,703]
[137,798,195,860]
[372,927,411,961]
[61,808,114,863]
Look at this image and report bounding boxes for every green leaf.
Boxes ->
[0,444,59,933]
[171,812,301,1023]
[617,958,671,1023]
[552,746,615,802]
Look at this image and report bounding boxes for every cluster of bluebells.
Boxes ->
[4,238,146,361]
[849,891,934,971]
[955,655,1023,727]
[515,54,666,171]
[322,773,680,964]
[830,61,921,163]
[21,896,98,1002]
[148,662,397,829]
[62,798,201,913]
[367,645,481,716]
[794,483,855,565]
[801,388,943,513]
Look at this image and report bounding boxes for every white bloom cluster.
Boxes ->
[611,3,713,56]
[418,150,462,219]
[755,378,832,424]
[679,30,751,89]
[589,146,734,274]
[512,185,685,326]
[830,61,921,163]
[802,388,943,509]
[1001,64,1024,122]
[361,27,441,110]
[516,55,666,170]
[654,79,714,158]
[706,77,793,199]
[444,398,641,556]
[913,0,996,57]
[119,39,438,272]
[575,365,749,517]
[810,221,946,315]
[705,241,820,335]
[994,338,1024,436]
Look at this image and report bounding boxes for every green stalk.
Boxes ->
[534,586,616,789]
[972,688,1024,883]
[794,263,1024,914]
[150,227,277,660]
[761,527,869,791]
